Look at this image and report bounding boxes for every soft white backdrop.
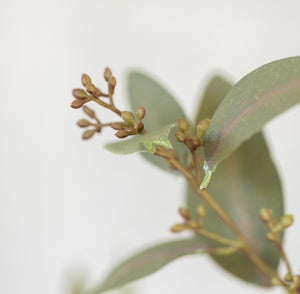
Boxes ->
[0,1,300,294]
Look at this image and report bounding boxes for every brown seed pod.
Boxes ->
[81,74,92,87]
[77,119,91,128]
[82,129,95,140]
[83,106,95,118]
[104,67,112,82]
[121,111,136,125]
[177,118,189,132]
[115,130,129,139]
[71,99,84,109]
[136,106,146,120]
[72,89,89,100]
[175,132,186,143]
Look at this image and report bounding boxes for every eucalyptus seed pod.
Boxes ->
[196,118,210,138]
[82,129,95,140]
[280,214,294,228]
[259,208,273,223]
[135,121,144,132]
[81,74,91,87]
[86,83,99,95]
[178,207,191,221]
[136,106,146,120]
[108,76,117,94]
[170,224,186,233]
[177,118,189,132]
[104,67,112,82]
[71,99,85,109]
[115,130,129,139]
[72,89,89,100]
[83,106,95,118]
[121,111,136,125]
[175,132,186,143]
[110,122,126,130]
[77,119,91,128]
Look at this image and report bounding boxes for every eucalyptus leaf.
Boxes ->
[128,72,187,172]
[187,76,283,286]
[202,56,300,188]
[105,123,175,155]
[88,239,210,294]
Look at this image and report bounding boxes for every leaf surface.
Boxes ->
[187,75,283,286]
[128,72,187,172]
[202,56,300,187]
[89,239,210,294]
[105,123,175,155]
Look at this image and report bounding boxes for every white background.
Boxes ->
[1,1,300,294]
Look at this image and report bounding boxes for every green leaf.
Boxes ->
[202,56,300,187]
[187,76,283,286]
[88,239,210,294]
[128,72,187,172]
[105,123,175,155]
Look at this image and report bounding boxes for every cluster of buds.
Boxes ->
[112,106,146,139]
[259,208,294,242]
[175,118,210,152]
[170,205,206,233]
[76,106,102,140]
[283,274,300,292]
[71,67,147,140]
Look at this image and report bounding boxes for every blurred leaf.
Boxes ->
[89,239,210,294]
[187,76,283,286]
[105,123,175,155]
[128,72,188,172]
[202,56,300,187]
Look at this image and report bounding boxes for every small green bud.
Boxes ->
[271,277,282,286]
[284,273,293,282]
[110,122,126,130]
[196,118,210,137]
[121,111,136,125]
[71,99,85,109]
[177,118,189,132]
[81,74,91,87]
[178,207,190,221]
[197,205,206,219]
[280,214,294,228]
[72,89,89,100]
[82,129,95,140]
[104,67,112,82]
[175,132,186,143]
[272,223,283,233]
[77,119,91,128]
[115,130,129,139]
[136,106,146,120]
[170,224,186,233]
[267,232,277,242]
[259,208,273,223]
[188,220,199,229]
[83,106,95,118]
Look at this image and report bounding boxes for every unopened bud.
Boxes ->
[197,205,206,219]
[280,214,294,228]
[72,89,89,100]
[178,207,190,220]
[267,232,277,242]
[86,83,99,95]
[77,119,91,128]
[284,273,293,282]
[178,118,189,132]
[110,122,126,130]
[191,137,201,148]
[71,99,85,109]
[135,121,144,132]
[136,106,146,120]
[115,130,129,139]
[272,223,283,233]
[196,118,210,137]
[81,74,91,87]
[108,76,117,94]
[170,224,186,233]
[121,111,136,125]
[259,208,273,223]
[104,67,112,82]
[271,277,282,286]
[188,220,199,229]
[82,129,95,140]
[83,106,95,118]
[175,132,186,143]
